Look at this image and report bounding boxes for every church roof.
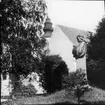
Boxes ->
[58,25,88,45]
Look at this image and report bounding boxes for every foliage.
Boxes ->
[87,60,105,89]
[63,69,88,89]
[11,84,37,98]
[63,69,90,103]
[87,16,105,60]
[87,16,105,88]
[1,0,47,92]
[40,55,69,93]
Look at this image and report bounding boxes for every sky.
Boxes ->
[45,0,104,32]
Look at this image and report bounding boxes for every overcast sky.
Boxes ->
[45,0,104,32]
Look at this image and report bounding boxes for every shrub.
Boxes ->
[40,55,69,93]
[11,84,37,98]
[87,59,105,89]
[63,68,91,104]
[63,69,88,89]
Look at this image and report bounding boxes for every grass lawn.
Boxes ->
[1,86,105,105]
[80,87,105,104]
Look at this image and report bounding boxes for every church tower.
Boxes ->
[43,16,53,42]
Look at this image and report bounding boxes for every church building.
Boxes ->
[43,17,90,72]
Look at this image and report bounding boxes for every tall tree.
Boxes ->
[87,16,105,61]
[87,16,105,88]
[1,0,47,93]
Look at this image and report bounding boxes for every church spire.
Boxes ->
[43,16,53,33]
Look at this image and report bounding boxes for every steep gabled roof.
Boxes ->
[58,25,88,45]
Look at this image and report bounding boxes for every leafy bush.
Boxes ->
[87,59,105,89]
[63,68,91,103]
[40,55,69,93]
[11,84,37,98]
[63,68,88,89]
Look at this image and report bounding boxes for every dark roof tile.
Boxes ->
[58,25,88,45]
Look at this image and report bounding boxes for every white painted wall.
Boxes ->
[1,74,12,96]
[48,25,76,72]
[77,56,86,70]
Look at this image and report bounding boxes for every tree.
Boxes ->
[87,16,105,61]
[40,55,69,93]
[87,16,105,88]
[1,0,47,93]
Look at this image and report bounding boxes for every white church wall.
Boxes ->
[77,56,86,70]
[48,25,76,72]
